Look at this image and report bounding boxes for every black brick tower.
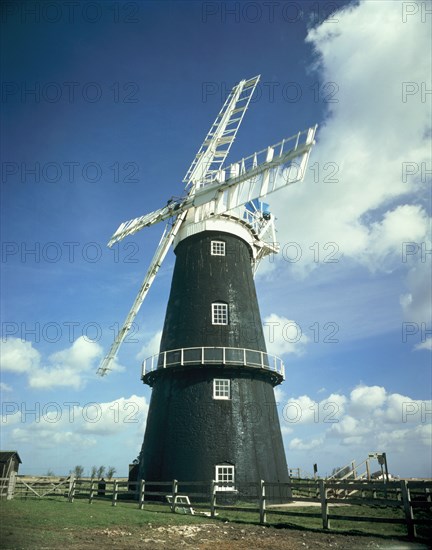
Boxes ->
[139,228,289,487]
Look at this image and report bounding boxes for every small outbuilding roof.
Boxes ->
[0,451,22,464]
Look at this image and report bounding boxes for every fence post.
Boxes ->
[88,480,95,504]
[89,480,94,504]
[68,475,75,501]
[112,480,118,507]
[210,480,216,518]
[138,479,145,510]
[319,479,329,530]
[259,480,266,524]
[171,479,178,513]
[400,480,416,538]
[7,471,16,500]
[68,477,76,503]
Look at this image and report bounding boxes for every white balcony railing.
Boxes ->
[142,346,285,380]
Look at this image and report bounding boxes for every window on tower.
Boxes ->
[212,302,228,325]
[215,464,235,491]
[213,378,230,400]
[211,240,226,256]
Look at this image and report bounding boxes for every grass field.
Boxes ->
[1,497,208,548]
[1,495,431,549]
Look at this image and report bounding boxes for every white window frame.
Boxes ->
[212,302,228,325]
[213,378,230,400]
[211,240,226,256]
[215,464,235,492]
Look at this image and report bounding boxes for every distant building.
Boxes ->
[0,451,21,478]
[0,451,22,499]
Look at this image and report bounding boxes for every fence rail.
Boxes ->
[2,475,430,539]
[62,477,432,539]
[1,474,74,500]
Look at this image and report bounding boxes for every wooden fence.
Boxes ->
[2,474,430,538]
[66,477,432,539]
[0,473,74,500]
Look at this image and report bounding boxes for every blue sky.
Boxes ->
[1,0,431,478]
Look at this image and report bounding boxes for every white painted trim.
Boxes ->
[174,214,257,257]
[215,464,235,491]
[211,240,226,256]
[212,302,228,325]
[213,378,230,400]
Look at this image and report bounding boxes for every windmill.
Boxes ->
[98,75,317,490]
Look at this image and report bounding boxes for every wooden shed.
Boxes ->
[0,451,22,498]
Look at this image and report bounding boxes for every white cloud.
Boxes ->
[11,427,97,448]
[0,339,41,373]
[400,262,432,327]
[280,384,431,476]
[399,259,431,352]
[1,410,21,426]
[263,313,309,357]
[274,386,286,404]
[383,393,426,424]
[362,205,430,272]
[2,394,149,450]
[136,330,162,361]
[267,0,431,310]
[289,436,323,451]
[283,393,346,426]
[79,395,148,435]
[0,337,103,390]
[48,337,102,371]
[29,337,103,390]
[415,337,432,351]
[0,382,12,392]
[349,385,387,413]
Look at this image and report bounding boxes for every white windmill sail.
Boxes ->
[98,77,262,375]
[183,75,260,187]
[97,212,187,376]
[97,76,317,376]
[108,126,317,248]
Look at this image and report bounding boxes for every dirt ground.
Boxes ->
[66,522,430,550]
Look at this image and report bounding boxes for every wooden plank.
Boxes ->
[319,479,329,530]
[179,492,209,498]
[265,509,323,519]
[88,481,95,504]
[171,480,178,513]
[413,518,432,526]
[39,477,72,498]
[282,497,320,503]
[411,500,432,508]
[177,481,211,487]
[327,497,401,507]
[259,480,266,524]
[328,514,405,524]
[210,481,216,518]
[407,481,432,489]
[166,495,195,515]
[112,480,118,507]
[142,481,172,486]
[400,480,416,538]
[138,479,145,510]
[17,480,40,498]
[325,482,397,491]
